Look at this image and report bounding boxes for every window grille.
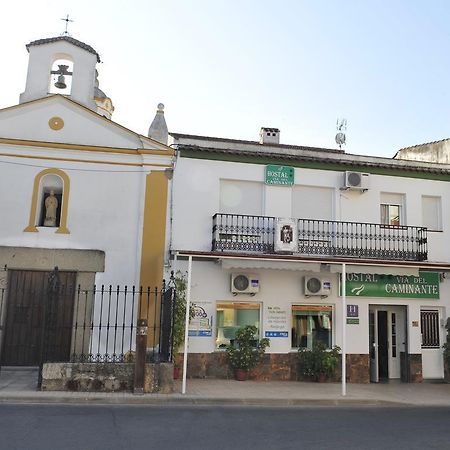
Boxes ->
[421,310,440,348]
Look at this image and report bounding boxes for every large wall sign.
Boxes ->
[265,165,294,186]
[343,272,439,299]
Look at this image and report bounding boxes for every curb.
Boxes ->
[0,393,410,407]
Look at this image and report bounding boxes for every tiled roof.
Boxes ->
[170,132,345,155]
[26,36,101,62]
[177,143,450,175]
[397,137,450,152]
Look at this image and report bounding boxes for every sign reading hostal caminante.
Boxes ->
[265,165,294,186]
[342,272,439,299]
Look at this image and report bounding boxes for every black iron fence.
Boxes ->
[0,269,176,369]
[212,213,428,261]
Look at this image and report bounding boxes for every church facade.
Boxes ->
[0,35,173,366]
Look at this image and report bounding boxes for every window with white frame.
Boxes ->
[219,180,263,215]
[215,302,261,349]
[421,310,440,348]
[292,305,333,349]
[380,193,404,226]
[292,186,334,220]
[422,196,442,231]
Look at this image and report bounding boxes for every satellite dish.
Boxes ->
[335,132,346,146]
[335,118,347,149]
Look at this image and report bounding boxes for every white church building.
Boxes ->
[0,35,173,366]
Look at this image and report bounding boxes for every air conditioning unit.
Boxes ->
[304,276,331,296]
[231,274,260,295]
[343,171,370,191]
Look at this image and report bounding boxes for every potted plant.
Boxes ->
[226,325,270,381]
[297,341,341,382]
[171,271,195,379]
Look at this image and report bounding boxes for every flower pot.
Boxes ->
[234,369,248,381]
[318,373,327,383]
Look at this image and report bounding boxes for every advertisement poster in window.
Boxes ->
[188,301,213,337]
[265,305,289,338]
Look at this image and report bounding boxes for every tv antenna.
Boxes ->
[335,118,347,150]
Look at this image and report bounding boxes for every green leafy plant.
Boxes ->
[171,271,195,355]
[443,318,450,371]
[297,341,341,381]
[226,325,270,371]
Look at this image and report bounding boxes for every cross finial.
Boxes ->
[61,14,74,36]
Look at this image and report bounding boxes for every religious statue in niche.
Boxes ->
[44,190,58,227]
[281,224,293,244]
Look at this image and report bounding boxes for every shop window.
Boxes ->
[422,196,442,231]
[216,302,260,349]
[292,305,332,349]
[421,310,440,348]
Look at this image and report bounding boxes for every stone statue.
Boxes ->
[44,190,58,227]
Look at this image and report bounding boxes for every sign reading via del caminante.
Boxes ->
[342,272,439,299]
[265,165,294,186]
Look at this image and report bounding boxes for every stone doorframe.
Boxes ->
[0,245,105,363]
[0,246,105,289]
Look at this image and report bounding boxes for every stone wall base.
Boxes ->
[400,353,423,383]
[41,362,174,393]
[182,353,370,383]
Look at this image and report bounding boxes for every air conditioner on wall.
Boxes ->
[304,276,331,297]
[343,171,370,191]
[231,274,260,295]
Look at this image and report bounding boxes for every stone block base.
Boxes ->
[41,362,174,393]
[182,353,370,383]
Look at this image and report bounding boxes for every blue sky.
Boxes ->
[1,0,450,157]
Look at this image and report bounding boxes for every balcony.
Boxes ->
[212,213,428,262]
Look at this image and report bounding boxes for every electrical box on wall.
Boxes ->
[304,276,331,297]
[343,171,370,191]
[231,274,260,295]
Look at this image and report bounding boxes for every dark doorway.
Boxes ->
[377,310,388,379]
[1,270,76,366]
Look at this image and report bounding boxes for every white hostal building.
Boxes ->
[169,128,450,383]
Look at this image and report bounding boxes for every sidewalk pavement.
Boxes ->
[0,368,449,407]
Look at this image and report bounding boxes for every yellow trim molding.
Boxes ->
[139,171,169,290]
[0,151,172,168]
[0,137,175,156]
[24,168,71,234]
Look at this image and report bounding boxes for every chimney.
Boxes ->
[260,127,280,145]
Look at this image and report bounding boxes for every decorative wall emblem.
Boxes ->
[48,116,64,130]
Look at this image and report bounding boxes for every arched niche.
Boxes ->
[49,55,74,96]
[24,168,70,234]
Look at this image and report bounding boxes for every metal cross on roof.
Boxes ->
[61,14,74,36]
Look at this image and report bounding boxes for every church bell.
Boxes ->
[54,74,67,89]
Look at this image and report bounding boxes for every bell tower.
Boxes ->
[19,36,103,112]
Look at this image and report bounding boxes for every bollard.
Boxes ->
[133,318,148,395]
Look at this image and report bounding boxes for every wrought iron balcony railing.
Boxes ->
[212,213,428,261]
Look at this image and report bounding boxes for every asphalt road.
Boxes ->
[1,404,450,450]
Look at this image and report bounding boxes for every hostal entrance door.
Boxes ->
[369,306,405,382]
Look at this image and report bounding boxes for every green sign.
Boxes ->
[265,165,294,186]
[343,272,439,299]
[347,318,359,325]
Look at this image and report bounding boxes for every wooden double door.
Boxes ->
[1,270,76,366]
